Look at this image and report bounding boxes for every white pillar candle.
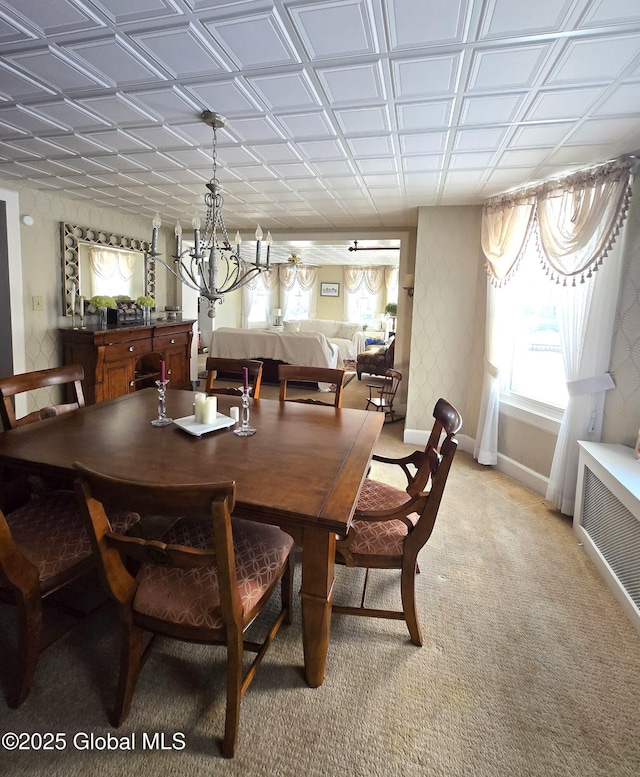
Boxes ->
[230,406,239,423]
[194,392,206,424]
[202,396,218,425]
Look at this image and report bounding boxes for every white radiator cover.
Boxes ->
[574,442,640,635]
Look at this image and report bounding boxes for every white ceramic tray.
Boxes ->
[173,413,235,437]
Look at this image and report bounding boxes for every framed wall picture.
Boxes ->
[321,282,340,297]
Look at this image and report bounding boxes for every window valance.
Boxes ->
[482,158,635,287]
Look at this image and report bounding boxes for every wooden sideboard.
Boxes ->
[59,319,195,404]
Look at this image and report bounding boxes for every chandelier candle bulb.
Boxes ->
[151,213,161,254]
[194,392,206,424]
[174,221,182,256]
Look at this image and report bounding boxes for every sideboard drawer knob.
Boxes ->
[128,346,134,352]
[170,338,175,344]
[129,380,135,387]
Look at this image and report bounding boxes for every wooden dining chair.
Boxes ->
[0,364,86,431]
[205,357,263,399]
[0,491,140,708]
[278,365,346,408]
[74,463,294,759]
[365,368,402,422]
[333,398,462,646]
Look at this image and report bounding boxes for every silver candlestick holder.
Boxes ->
[151,379,173,426]
[233,386,256,436]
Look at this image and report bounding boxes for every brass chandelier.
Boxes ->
[147,110,272,316]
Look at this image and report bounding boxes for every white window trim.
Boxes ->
[500,391,562,435]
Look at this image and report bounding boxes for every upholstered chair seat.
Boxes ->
[5,491,139,587]
[134,517,293,631]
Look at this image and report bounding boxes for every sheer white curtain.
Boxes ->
[279,264,317,320]
[478,158,634,513]
[89,246,137,297]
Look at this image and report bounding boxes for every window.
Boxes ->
[284,281,312,320]
[247,283,269,326]
[502,251,567,411]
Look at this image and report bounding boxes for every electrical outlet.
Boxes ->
[32,295,43,311]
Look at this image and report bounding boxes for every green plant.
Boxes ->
[384,302,398,317]
[114,295,132,302]
[136,295,156,308]
[89,295,117,309]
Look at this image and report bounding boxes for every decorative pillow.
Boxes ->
[283,321,300,333]
[338,323,359,340]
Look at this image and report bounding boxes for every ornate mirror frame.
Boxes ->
[60,222,155,315]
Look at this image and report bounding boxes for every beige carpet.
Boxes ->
[1,388,640,776]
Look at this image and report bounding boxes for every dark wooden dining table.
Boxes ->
[0,388,384,687]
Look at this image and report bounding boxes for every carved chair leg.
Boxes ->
[112,620,144,727]
[10,592,42,708]
[222,632,243,759]
[400,562,423,647]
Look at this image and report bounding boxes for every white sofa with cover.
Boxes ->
[283,319,364,361]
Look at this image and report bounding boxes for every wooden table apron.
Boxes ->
[0,388,383,687]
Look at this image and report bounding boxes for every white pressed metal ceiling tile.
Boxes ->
[79,128,149,153]
[546,143,626,166]
[497,147,554,167]
[89,0,180,25]
[594,82,640,116]
[334,105,391,134]
[89,154,148,172]
[227,116,285,143]
[185,80,262,117]
[396,101,452,131]
[578,0,640,28]
[547,35,640,84]
[459,93,525,125]
[310,160,356,176]
[356,157,398,174]
[510,122,575,148]
[468,44,550,90]
[6,50,103,91]
[347,135,394,156]
[4,0,102,36]
[45,134,112,155]
[401,154,444,172]
[3,137,62,158]
[247,72,322,111]
[276,111,335,139]
[128,87,202,122]
[132,26,227,79]
[0,105,65,133]
[316,62,386,105]
[289,0,377,61]
[525,87,604,121]
[449,150,498,170]
[478,0,575,39]
[0,64,53,100]
[565,116,640,144]
[63,38,166,87]
[453,127,508,151]
[121,150,182,170]
[75,94,152,125]
[125,125,194,150]
[29,100,109,131]
[203,10,298,69]
[385,0,468,49]
[400,131,447,154]
[271,162,317,179]
[162,147,210,167]
[297,138,347,159]
[250,143,302,163]
[215,146,261,166]
[391,55,459,99]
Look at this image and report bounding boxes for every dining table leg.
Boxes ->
[299,526,336,688]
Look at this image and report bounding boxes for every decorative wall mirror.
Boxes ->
[60,222,155,316]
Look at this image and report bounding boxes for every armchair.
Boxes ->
[356,336,395,380]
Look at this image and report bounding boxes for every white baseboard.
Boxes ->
[403,428,548,497]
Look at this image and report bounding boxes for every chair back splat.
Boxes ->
[205,357,263,399]
[278,365,345,408]
[74,462,293,758]
[0,364,85,431]
[333,397,462,646]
